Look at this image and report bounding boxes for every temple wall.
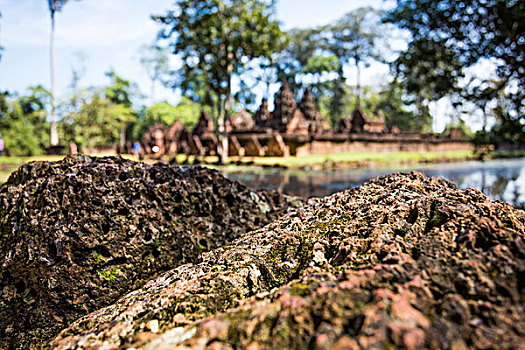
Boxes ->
[293,138,475,157]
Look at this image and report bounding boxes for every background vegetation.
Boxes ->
[0,0,522,156]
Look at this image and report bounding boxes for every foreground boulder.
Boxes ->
[50,172,525,349]
[0,155,299,349]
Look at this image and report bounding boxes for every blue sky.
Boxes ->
[0,0,389,99]
[0,0,465,131]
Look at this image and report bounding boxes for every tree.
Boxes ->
[275,8,390,124]
[325,7,386,108]
[386,0,525,145]
[133,98,201,141]
[0,92,45,156]
[64,90,136,150]
[274,28,322,91]
[0,11,4,61]
[61,71,138,150]
[273,28,344,125]
[104,70,138,147]
[376,80,432,132]
[18,85,52,146]
[393,39,463,123]
[154,0,285,163]
[140,44,171,103]
[47,0,76,147]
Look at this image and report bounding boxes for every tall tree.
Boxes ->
[393,38,463,123]
[140,44,171,103]
[325,7,386,108]
[154,0,285,163]
[276,8,389,123]
[0,92,45,156]
[0,11,4,61]
[47,0,74,146]
[104,70,138,147]
[386,0,525,144]
[65,91,136,150]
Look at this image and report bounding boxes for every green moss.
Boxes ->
[97,267,119,282]
[226,310,250,344]
[309,213,353,237]
[206,279,241,315]
[290,282,312,297]
[93,253,104,266]
[259,233,315,289]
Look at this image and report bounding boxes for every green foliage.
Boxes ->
[277,7,389,123]
[18,85,52,146]
[154,0,285,119]
[61,71,139,149]
[475,106,525,148]
[145,101,180,126]
[386,0,525,146]
[104,70,134,108]
[97,267,119,282]
[394,39,462,103]
[150,98,200,129]
[275,28,323,91]
[133,98,201,140]
[375,80,432,132]
[0,92,44,156]
[64,90,136,149]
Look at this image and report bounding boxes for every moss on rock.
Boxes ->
[47,171,525,349]
[0,155,299,349]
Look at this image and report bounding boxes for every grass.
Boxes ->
[0,155,67,183]
[1,148,519,182]
[0,155,66,164]
[0,154,144,182]
[486,149,525,159]
[228,150,476,168]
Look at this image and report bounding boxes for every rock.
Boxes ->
[48,172,525,349]
[0,155,300,349]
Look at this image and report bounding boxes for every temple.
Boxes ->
[140,83,473,158]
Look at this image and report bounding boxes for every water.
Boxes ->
[220,158,525,209]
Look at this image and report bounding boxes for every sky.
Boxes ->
[0,0,461,131]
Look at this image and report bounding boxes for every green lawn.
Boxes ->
[0,155,66,182]
[231,150,476,168]
[0,149,483,182]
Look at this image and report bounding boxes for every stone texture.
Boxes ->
[272,82,297,131]
[47,172,525,349]
[253,98,271,130]
[299,88,328,135]
[0,155,300,349]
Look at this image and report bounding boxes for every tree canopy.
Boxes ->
[386,0,525,145]
[154,0,285,117]
[0,90,48,156]
[274,8,390,124]
[154,0,286,162]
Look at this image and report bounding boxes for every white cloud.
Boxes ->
[0,0,400,115]
[0,0,172,47]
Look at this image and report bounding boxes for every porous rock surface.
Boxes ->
[50,172,525,349]
[0,155,299,349]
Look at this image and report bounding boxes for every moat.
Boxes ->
[220,157,525,209]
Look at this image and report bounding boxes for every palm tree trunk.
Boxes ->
[50,14,59,146]
[355,59,361,108]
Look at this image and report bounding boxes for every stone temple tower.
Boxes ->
[272,82,297,130]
